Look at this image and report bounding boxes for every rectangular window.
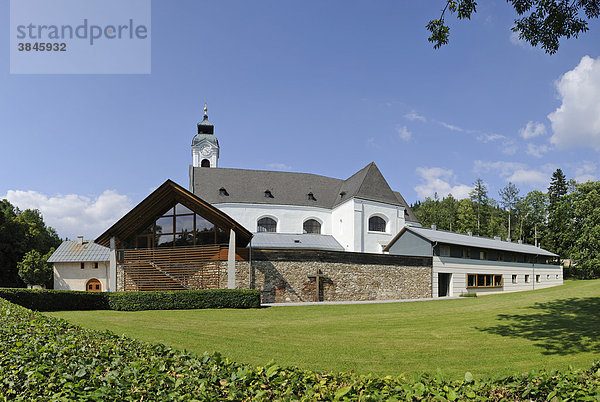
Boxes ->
[80,262,84,269]
[512,274,517,284]
[467,274,503,288]
[479,250,487,260]
[525,274,530,283]
[462,247,471,259]
[536,274,541,283]
[440,245,451,257]
[93,262,98,269]
[497,252,504,262]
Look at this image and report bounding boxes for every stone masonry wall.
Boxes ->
[220,250,432,303]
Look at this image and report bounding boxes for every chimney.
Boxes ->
[77,236,84,245]
[431,224,437,230]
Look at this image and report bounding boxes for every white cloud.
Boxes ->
[519,121,547,139]
[501,141,518,155]
[414,167,472,200]
[395,125,412,141]
[267,163,292,170]
[474,160,526,177]
[3,189,132,240]
[506,169,548,186]
[548,55,600,151]
[439,121,464,132]
[474,160,552,188]
[510,30,526,48]
[404,111,426,122]
[526,143,550,158]
[477,133,506,143]
[575,161,597,183]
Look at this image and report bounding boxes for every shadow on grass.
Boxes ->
[478,297,600,355]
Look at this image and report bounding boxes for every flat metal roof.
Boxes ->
[251,233,345,251]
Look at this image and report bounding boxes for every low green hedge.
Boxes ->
[0,288,109,311]
[0,288,261,311]
[106,289,261,311]
[1,298,600,400]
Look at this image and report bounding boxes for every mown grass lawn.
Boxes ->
[47,279,600,379]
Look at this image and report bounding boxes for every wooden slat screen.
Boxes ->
[122,245,222,291]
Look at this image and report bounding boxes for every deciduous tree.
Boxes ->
[428,0,600,54]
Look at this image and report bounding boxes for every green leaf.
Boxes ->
[464,372,473,382]
[334,386,352,400]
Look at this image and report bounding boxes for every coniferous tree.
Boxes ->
[499,182,520,240]
[547,169,569,256]
[469,178,488,235]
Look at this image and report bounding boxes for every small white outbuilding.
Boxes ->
[47,236,110,292]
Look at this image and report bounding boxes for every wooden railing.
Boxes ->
[121,245,222,291]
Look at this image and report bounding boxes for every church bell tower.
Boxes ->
[191,103,219,168]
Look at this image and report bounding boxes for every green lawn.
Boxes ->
[47,279,600,379]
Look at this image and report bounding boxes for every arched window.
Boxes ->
[257,217,277,233]
[86,278,102,292]
[303,219,321,234]
[201,159,210,167]
[368,216,386,232]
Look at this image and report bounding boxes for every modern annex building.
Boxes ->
[385,226,562,297]
[49,106,563,301]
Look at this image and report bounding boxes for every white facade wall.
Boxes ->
[432,256,563,298]
[331,200,355,251]
[214,198,407,253]
[354,199,406,253]
[53,261,109,291]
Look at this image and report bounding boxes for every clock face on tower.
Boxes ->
[200,145,211,156]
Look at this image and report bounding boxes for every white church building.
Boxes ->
[48,106,562,300]
[189,105,420,254]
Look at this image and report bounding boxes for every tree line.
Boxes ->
[411,169,600,279]
[0,200,61,288]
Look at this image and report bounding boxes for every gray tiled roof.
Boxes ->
[190,162,419,223]
[48,240,110,263]
[404,227,557,257]
[251,233,345,251]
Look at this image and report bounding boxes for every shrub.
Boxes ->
[106,289,261,311]
[0,288,261,311]
[0,288,108,311]
[1,297,600,400]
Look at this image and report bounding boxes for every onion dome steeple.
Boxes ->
[191,102,219,168]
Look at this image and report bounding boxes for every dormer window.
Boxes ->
[219,187,229,196]
[264,190,274,198]
[308,192,317,201]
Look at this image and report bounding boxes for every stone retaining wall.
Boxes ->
[223,249,433,303]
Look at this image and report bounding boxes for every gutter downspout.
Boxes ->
[431,241,438,298]
[360,202,365,253]
[533,254,538,290]
[249,238,253,289]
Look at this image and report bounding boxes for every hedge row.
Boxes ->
[1,298,600,400]
[0,288,261,311]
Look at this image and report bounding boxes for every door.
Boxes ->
[438,273,451,297]
[86,278,102,292]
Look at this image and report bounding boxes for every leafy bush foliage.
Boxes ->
[1,298,600,400]
[0,288,108,311]
[17,248,54,286]
[0,288,260,311]
[106,289,261,311]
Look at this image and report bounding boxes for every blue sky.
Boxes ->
[2,1,600,239]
